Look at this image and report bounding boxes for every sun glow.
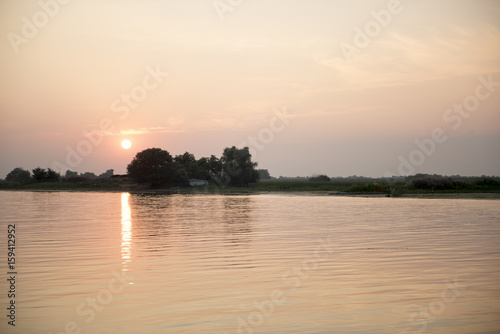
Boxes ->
[121,139,132,149]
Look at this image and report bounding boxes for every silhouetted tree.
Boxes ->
[98,169,114,178]
[474,178,499,186]
[174,152,197,178]
[173,153,222,180]
[193,157,211,180]
[81,172,97,179]
[32,167,47,181]
[208,155,222,174]
[220,146,259,187]
[127,148,188,187]
[46,168,60,182]
[31,167,59,182]
[172,166,190,185]
[409,177,454,190]
[309,174,330,182]
[65,170,78,178]
[6,168,31,183]
[257,169,271,180]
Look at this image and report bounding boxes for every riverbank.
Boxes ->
[1,179,500,199]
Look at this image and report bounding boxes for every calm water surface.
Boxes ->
[0,191,499,334]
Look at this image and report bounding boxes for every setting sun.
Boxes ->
[121,140,132,149]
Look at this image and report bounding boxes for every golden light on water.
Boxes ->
[121,192,132,270]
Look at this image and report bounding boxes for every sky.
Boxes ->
[1,0,499,178]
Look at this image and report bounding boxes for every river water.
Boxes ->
[0,191,499,334]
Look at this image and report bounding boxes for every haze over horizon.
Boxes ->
[1,0,499,179]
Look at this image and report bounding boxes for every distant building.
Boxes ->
[189,179,208,186]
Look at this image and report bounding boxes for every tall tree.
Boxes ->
[127,148,188,187]
[257,169,271,180]
[193,157,211,180]
[174,152,197,178]
[32,167,47,182]
[6,168,31,183]
[174,152,218,180]
[81,172,97,179]
[65,170,78,178]
[208,155,222,174]
[220,146,259,187]
[46,168,60,182]
[98,169,114,178]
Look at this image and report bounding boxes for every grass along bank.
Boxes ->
[1,175,500,198]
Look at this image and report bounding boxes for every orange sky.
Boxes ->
[1,0,499,178]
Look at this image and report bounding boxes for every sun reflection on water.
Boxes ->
[121,192,132,271]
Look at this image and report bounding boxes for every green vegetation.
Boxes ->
[244,175,500,196]
[0,178,128,191]
[32,167,60,182]
[246,179,389,192]
[6,168,31,183]
[125,146,259,188]
[1,150,499,198]
[5,167,60,183]
[127,148,189,188]
[309,174,331,182]
[219,146,259,187]
[0,145,261,191]
[1,175,500,197]
[174,152,222,181]
[257,169,271,180]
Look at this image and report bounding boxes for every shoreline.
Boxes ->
[1,186,499,199]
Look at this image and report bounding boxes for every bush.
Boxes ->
[474,178,499,186]
[409,177,455,190]
[347,183,388,193]
[309,174,330,182]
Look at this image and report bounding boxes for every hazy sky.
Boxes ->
[1,0,499,178]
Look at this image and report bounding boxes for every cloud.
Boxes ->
[211,102,291,129]
[102,127,184,136]
[313,23,500,90]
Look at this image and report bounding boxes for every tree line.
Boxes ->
[4,146,265,188]
[4,167,115,183]
[126,146,260,187]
